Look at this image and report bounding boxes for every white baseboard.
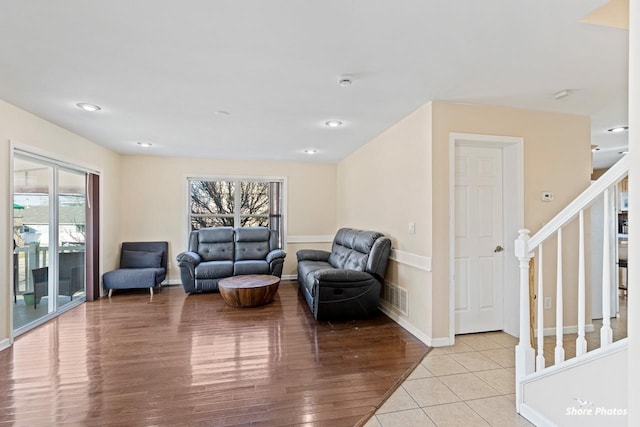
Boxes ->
[282,274,297,280]
[535,324,595,337]
[164,279,182,286]
[0,338,12,352]
[379,302,450,347]
[519,402,556,427]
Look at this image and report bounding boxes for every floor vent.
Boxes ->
[383,282,408,316]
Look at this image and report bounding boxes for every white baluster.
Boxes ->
[555,228,565,364]
[514,229,535,413]
[601,187,613,346]
[576,210,587,355]
[536,245,545,371]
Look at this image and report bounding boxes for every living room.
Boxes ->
[1,1,638,426]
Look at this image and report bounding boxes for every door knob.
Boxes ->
[494,245,504,253]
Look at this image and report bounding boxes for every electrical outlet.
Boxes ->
[544,297,552,309]
[541,192,554,202]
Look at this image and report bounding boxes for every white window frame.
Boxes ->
[185,175,287,248]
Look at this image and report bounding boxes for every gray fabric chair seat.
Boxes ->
[177,227,286,293]
[103,268,165,290]
[296,228,391,320]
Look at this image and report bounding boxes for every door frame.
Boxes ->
[448,133,524,343]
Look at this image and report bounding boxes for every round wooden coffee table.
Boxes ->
[218,274,280,307]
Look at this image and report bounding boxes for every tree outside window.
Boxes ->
[189,179,272,230]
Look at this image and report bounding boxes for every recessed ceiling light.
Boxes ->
[338,78,352,87]
[76,102,101,112]
[214,110,230,117]
[137,141,152,148]
[592,146,600,152]
[608,126,628,133]
[304,148,318,154]
[619,151,629,154]
[324,120,343,128]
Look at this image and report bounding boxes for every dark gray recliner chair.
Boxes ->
[176,227,286,293]
[103,241,168,296]
[297,228,391,320]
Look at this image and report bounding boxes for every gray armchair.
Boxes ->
[103,241,168,296]
[176,227,286,293]
[297,228,391,320]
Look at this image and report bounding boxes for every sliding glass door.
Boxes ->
[57,168,86,310]
[13,154,86,332]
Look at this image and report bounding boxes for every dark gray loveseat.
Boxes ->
[176,227,286,293]
[297,228,391,320]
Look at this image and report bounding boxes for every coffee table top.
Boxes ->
[219,274,280,289]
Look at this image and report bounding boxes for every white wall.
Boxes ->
[627,0,639,423]
[522,341,628,427]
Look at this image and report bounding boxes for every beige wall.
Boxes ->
[431,102,592,337]
[338,103,435,339]
[118,156,337,281]
[0,96,592,348]
[0,99,121,345]
[338,101,591,343]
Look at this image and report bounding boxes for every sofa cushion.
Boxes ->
[121,250,163,269]
[197,228,235,262]
[328,245,367,271]
[104,267,165,289]
[234,260,269,275]
[327,228,383,271]
[235,227,270,261]
[235,227,270,242]
[195,260,234,279]
[298,260,333,295]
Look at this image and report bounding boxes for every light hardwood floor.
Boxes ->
[0,281,428,427]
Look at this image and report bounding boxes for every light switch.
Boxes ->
[541,192,554,202]
[408,222,416,234]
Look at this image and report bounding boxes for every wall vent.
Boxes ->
[382,281,408,316]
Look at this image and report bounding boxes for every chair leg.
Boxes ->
[149,287,154,296]
[108,289,113,298]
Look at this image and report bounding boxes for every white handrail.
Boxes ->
[528,155,628,250]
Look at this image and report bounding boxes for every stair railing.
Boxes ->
[514,155,629,411]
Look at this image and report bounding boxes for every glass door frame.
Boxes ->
[10,146,97,337]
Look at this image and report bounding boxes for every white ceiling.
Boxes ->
[0,0,629,167]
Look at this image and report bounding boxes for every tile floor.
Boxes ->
[365,295,628,427]
[365,331,532,427]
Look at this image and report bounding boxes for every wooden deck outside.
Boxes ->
[0,281,428,426]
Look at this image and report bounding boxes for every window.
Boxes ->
[188,178,284,247]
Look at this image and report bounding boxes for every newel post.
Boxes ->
[514,229,535,412]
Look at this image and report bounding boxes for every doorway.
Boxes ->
[12,152,89,334]
[449,133,524,340]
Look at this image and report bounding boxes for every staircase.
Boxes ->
[514,156,629,426]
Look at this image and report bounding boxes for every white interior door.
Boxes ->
[455,145,504,334]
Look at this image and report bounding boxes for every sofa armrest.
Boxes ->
[314,269,374,286]
[266,249,286,263]
[297,249,331,262]
[176,251,201,265]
